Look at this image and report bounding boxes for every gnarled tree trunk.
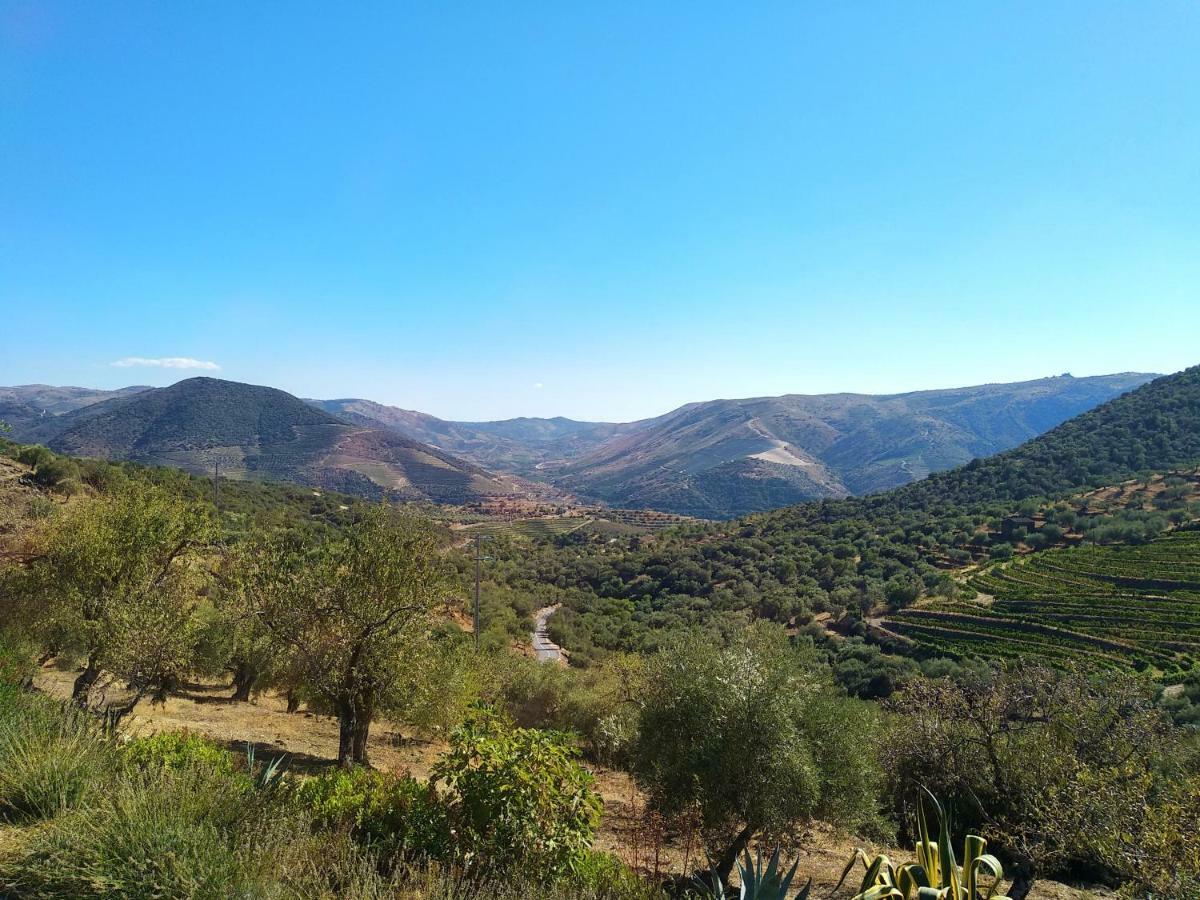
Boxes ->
[230,661,256,702]
[711,823,755,888]
[337,689,374,767]
[72,652,102,705]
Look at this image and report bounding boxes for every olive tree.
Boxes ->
[631,622,882,885]
[882,664,1179,899]
[246,506,450,766]
[11,483,212,705]
[216,537,306,706]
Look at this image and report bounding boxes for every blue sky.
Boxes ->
[2,2,1198,422]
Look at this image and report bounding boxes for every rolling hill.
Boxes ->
[309,398,631,474]
[8,378,524,504]
[0,384,151,434]
[549,372,1157,517]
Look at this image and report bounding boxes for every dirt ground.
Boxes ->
[32,666,1113,899]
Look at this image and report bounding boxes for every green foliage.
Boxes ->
[121,731,236,776]
[298,767,451,862]
[0,695,117,823]
[632,623,883,883]
[432,707,603,879]
[12,481,214,701]
[882,664,1180,886]
[491,650,643,764]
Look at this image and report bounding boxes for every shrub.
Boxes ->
[298,766,450,862]
[433,707,602,879]
[121,730,236,776]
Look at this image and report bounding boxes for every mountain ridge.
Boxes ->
[1,371,1159,516]
[7,378,524,504]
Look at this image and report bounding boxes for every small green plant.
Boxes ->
[835,791,1010,900]
[244,743,289,792]
[121,730,235,775]
[694,847,813,899]
[297,766,450,861]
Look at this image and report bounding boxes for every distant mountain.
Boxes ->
[0,384,151,433]
[2,371,1158,517]
[309,398,633,474]
[9,378,524,504]
[549,373,1158,517]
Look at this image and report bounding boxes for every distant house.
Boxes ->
[1001,515,1040,539]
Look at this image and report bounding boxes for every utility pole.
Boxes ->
[471,534,493,653]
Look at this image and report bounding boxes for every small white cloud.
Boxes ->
[111,357,221,371]
[533,382,544,389]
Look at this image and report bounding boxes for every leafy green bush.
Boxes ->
[121,730,236,775]
[298,766,450,862]
[0,697,116,823]
[432,707,603,879]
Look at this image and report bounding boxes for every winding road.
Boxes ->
[531,604,565,664]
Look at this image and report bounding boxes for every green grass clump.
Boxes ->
[0,696,116,824]
[2,767,300,899]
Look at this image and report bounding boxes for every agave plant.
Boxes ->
[834,790,1011,900]
[692,847,813,900]
[244,742,289,792]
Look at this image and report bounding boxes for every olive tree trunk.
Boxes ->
[72,652,102,705]
[337,689,375,767]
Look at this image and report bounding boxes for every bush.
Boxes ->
[433,707,602,879]
[298,766,450,862]
[121,731,236,776]
[31,456,79,490]
[0,697,117,823]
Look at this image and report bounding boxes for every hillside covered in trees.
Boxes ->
[492,367,1200,662]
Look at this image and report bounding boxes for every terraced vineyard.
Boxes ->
[883,529,1200,675]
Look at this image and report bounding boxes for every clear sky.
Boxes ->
[2,2,1198,422]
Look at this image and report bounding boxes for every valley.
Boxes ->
[2,364,1199,898]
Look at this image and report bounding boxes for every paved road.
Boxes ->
[532,604,565,664]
